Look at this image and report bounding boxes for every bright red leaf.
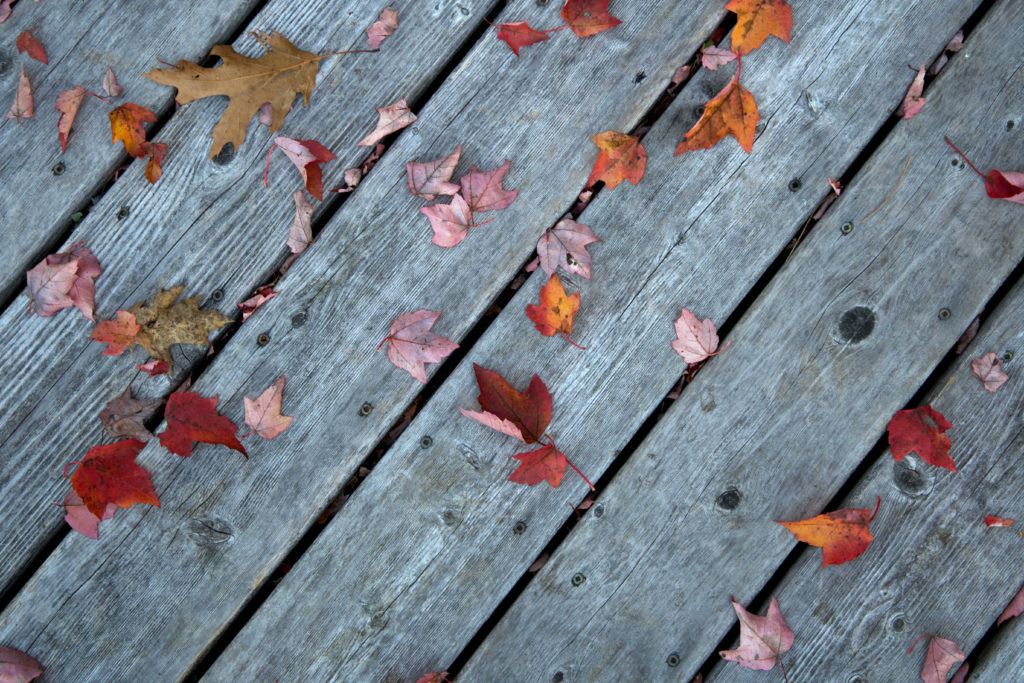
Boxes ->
[526,274,583,348]
[159,391,247,458]
[7,67,33,123]
[561,0,621,38]
[496,21,553,55]
[671,308,726,364]
[357,97,416,146]
[909,634,965,683]
[459,161,518,213]
[0,645,43,682]
[366,8,398,49]
[270,136,335,200]
[287,189,314,254]
[777,497,880,566]
[65,439,159,518]
[984,514,1014,528]
[725,0,793,55]
[675,75,759,155]
[103,67,124,97]
[887,405,955,472]
[946,137,1024,205]
[719,596,794,672]
[407,144,461,200]
[971,351,1009,392]
[137,359,170,376]
[16,27,47,64]
[460,364,551,444]
[90,311,141,356]
[109,102,166,183]
[60,490,116,540]
[379,309,459,383]
[55,86,86,152]
[532,218,600,279]
[510,442,567,487]
[587,130,646,190]
[244,376,293,439]
[897,64,926,119]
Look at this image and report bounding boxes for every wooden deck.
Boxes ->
[0,0,1021,680]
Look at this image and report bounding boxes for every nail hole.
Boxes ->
[1008,120,1016,131]
[1002,351,1014,363]
[52,162,66,176]
[210,289,224,302]
[257,332,271,346]
[419,435,433,449]
[694,105,705,118]
[359,402,373,416]
[116,206,130,220]
[938,308,951,321]
[666,653,680,667]
[716,488,741,510]
[840,221,854,234]
[291,312,307,328]
[513,520,527,534]
[788,178,802,192]
[442,510,457,526]
[571,572,586,586]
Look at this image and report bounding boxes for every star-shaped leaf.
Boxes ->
[244,376,294,439]
[510,441,567,487]
[675,75,759,155]
[158,391,247,458]
[887,405,955,472]
[379,310,459,383]
[587,130,646,190]
[719,596,794,671]
[66,439,159,518]
[725,0,793,55]
[777,497,880,566]
[533,218,600,279]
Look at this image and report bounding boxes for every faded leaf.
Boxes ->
[379,309,459,383]
[407,144,461,200]
[357,97,416,146]
[420,193,474,248]
[90,311,141,355]
[127,285,232,371]
[244,376,293,439]
[61,490,116,540]
[459,160,518,213]
[587,131,646,189]
[909,634,965,683]
[458,409,525,441]
[0,645,44,682]
[725,0,793,55]
[367,8,398,49]
[99,386,161,441]
[55,86,86,152]
[526,274,582,347]
[510,441,567,488]
[25,255,77,317]
[496,21,551,56]
[16,27,46,64]
[672,308,724,364]
[7,67,33,123]
[972,351,1009,392]
[103,67,124,97]
[415,673,450,683]
[675,76,759,155]
[32,242,103,320]
[719,596,794,671]
[238,286,277,320]
[701,46,737,71]
[66,439,159,518]
[561,0,621,38]
[888,405,955,472]
[272,136,335,200]
[159,391,247,458]
[287,190,314,254]
[777,497,879,566]
[998,583,1024,625]
[534,218,599,279]
[897,64,926,120]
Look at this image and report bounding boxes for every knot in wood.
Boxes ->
[715,488,741,510]
[212,143,235,165]
[837,306,876,343]
[186,517,234,546]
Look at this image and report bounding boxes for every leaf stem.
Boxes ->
[944,136,986,179]
[471,216,496,228]
[62,461,82,478]
[561,333,586,350]
[779,655,790,683]
[868,495,881,522]
[546,435,595,491]
[375,335,391,352]
[263,145,275,188]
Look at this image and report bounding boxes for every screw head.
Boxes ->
[210,289,224,302]
[571,572,586,586]
[359,402,373,416]
[116,206,130,220]
[840,221,854,234]
[419,435,433,449]
[513,520,527,534]
[666,653,680,667]
[788,178,802,192]
[1002,351,1014,363]
[52,161,66,176]
[256,332,271,346]
[938,308,951,321]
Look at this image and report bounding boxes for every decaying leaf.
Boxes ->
[99,386,161,442]
[244,376,293,439]
[287,190,315,254]
[159,391,247,458]
[587,131,646,189]
[526,274,583,348]
[672,308,726,364]
[0,645,44,682]
[407,144,461,200]
[725,0,793,55]
[127,285,232,371]
[16,27,46,63]
[496,21,552,56]
[971,351,1009,392]
[909,634,965,683]
[238,286,277,320]
[561,0,621,38]
[701,46,737,71]
[357,97,416,146]
[270,136,335,200]
[532,218,600,280]
[777,497,880,566]
[27,243,102,319]
[65,439,159,518]
[897,64,927,120]
[719,596,794,672]
[367,8,398,49]
[998,583,1024,625]
[103,67,124,97]
[675,75,759,155]
[60,490,116,540]
[145,31,324,157]
[887,405,955,472]
[7,67,33,123]
[378,310,459,383]
[55,86,86,152]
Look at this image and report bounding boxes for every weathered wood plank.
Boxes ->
[458,1,1024,680]
[0,0,731,679]
[704,268,1024,679]
[0,0,262,304]
[0,0,503,595]
[969,600,1024,679]
[199,1,997,680]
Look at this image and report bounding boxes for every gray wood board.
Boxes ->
[0,0,262,304]
[703,262,1024,679]
[199,1,995,680]
[0,0,503,596]
[0,0,731,679]
[460,1,1024,680]
[967,594,1024,680]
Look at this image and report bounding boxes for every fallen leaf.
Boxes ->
[946,137,1024,205]
[674,75,759,155]
[238,286,277,320]
[99,386,161,442]
[90,311,141,355]
[671,308,725,364]
[951,662,969,683]
[31,242,102,320]
[701,46,737,71]
[998,583,1024,625]
[367,8,398,49]
[60,490,116,540]
[25,254,77,317]
[407,144,461,200]
[460,363,551,443]
[587,131,646,189]
[379,309,459,383]
[66,439,159,518]
[510,441,567,487]
[972,351,1009,392]
[244,376,293,439]
[287,190,315,254]
[271,136,335,200]
[0,0,11,23]
[955,316,980,354]
[357,97,416,146]
[459,160,518,213]
[887,405,955,472]
[136,359,169,376]
[127,285,232,371]
[719,596,794,671]
[257,102,273,126]
[55,86,86,152]
[145,31,328,157]
[984,514,1014,528]
[777,497,880,566]
[496,22,552,56]
[415,672,450,683]
[533,218,600,279]
[16,27,46,64]
[420,193,476,247]
[668,64,691,91]
[561,0,621,38]
[897,64,926,119]
[947,31,964,52]
[528,552,549,572]
[109,102,167,183]
[909,634,965,683]
[7,67,33,123]
[0,645,43,682]
[725,0,793,55]
[526,274,583,348]
[159,391,247,458]
[103,67,124,97]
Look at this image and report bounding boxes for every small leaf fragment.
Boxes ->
[357,97,416,146]
[103,67,124,97]
[287,190,315,254]
[0,645,44,682]
[16,27,47,64]
[984,514,1014,528]
[367,8,398,49]
[6,67,33,122]
[61,490,116,540]
[55,86,86,152]
[244,376,293,439]
[701,46,737,71]
[998,583,1024,625]
[897,64,927,120]
[238,286,277,320]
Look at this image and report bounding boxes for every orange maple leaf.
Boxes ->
[777,497,880,566]
[526,274,584,349]
[109,103,167,183]
[90,311,141,356]
[587,131,646,189]
[675,75,759,155]
[725,0,793,55]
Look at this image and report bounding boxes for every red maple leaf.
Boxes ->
[496,21,554,55]
[887,405,955,472]
[64,439,160,518]
[510,442,567,487]
[459,161,518,213]
[719,596,794,672]
[561,0,622,38]
[461,364,551,443]
[525,274,584,348]
[946,137,1024,204]
[909,634,965,683]
[158,391,247,458]
[91,311,141,355]
[16,26,47,64]
[378,310,459,383]
[725,0,793,55]
[268,136,335,200]
[587,131,646,189]
[777,497,880,566]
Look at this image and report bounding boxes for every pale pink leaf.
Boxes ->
[62,490,115,540]
[420,193,473,248]
[47,243,101,321]
[897,64,926,120]
[971,351,1008,392]
[0,645,44,682]
[459,160,518,213]
[26,257,77,317]
[287,190,314,254]
[382,310,458,383]
[910,635,965,683]
[367,8,398,49]
[458,408,526,442]
[7,67,33,123]
[719,596,794,671]
[535,218,600,279]
[950,662,969,683]
[946,31,964,52]
[244,376,293,439]
[238,287,277,321]
[357,98,416,147]
[257,102,273,126]
[998,583,1024,625]
[671,308,723,364]
[102,67,124,97]
[955,316,980,354]
[701,46,737,71]
[407,144,461,200]
[56,86,86,153]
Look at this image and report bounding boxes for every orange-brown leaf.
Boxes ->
[90,311,141,356]
[526,274,580,340]
[725,0,793,55]
[561,0,621,38]
[675,76,759,155]
[587,130,646,189]
[109,103,166,183]
[777,497,879,566]
[55,86,86,152]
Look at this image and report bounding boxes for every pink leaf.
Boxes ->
[357,98,416,147]
[897,64,926,120]
[45,243,102,321]
[272,136,335,200]
[535,218,600,279]
[257,102,273,126]
[420,193,474,248]
[998,583,1024,625]
[672,308,726,364]
[701,46,737,71]
[56,86,86,153]
[407,144,461,200]
[458,408,526,442]
[26,257,77,317]
[459,160,518,213]
[366,8,398,49]
[287,190,314,254]
[0,645,43,682]
[61,490,115,540]
[238,286,277,321]
[103,67,124,97]
[380,310,459,383]
[987,170,1024,205]
[244,376,293,439]
[6,67,33,123]
[909,634,965,683]
[971,351,1009,392]
[719,596,794,671]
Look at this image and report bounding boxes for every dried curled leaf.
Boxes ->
[127,286,232,371]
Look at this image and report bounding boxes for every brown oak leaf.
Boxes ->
[127,286,232,371]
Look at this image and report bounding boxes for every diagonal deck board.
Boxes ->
[705,254,1024,679]
[460,1,1024,679]
[200,0,995,679]
[0,0,500,598]
[0,0,262,304]
[0,0,734,679]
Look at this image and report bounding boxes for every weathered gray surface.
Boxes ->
[0,0,735,679]
[460,1,1024,680]
[0,0,502,596]
[970,594,1024,679]
[705,263,1024,679]
[0,0,262,304]
[202,0,997,680]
